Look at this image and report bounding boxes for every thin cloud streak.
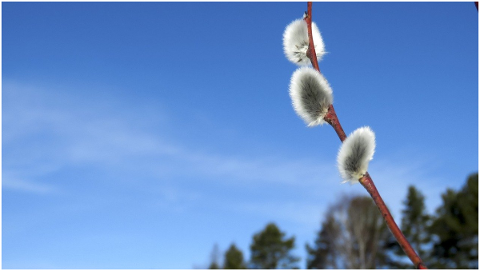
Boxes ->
[2,81,337,194]
[3,174,59,194]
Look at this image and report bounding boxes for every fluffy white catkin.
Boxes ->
[283,18,325,65]
[289,67,333,127]
[337,127,376,184]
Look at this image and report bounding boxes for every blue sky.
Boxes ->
[2,2,477,269]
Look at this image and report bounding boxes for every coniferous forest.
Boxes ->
[206,173,478,269]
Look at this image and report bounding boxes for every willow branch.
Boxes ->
[360,173,427,269]
[304,2,427,269]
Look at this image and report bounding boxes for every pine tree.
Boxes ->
[223,243,246,269]
[249,223,299,269]
[429,173,478,269]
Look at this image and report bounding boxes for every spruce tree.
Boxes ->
[306,212,341,268]
[429,173,478,269]
[390,186,431,268]
[208,244,221,269]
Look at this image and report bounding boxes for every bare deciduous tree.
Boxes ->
[307,195,391,269]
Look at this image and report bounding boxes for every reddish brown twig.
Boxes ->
[303,2,320,72]
[303,2,427,269]
[323,104,347,142]
[360,173,427,269]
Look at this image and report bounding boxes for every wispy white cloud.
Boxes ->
[2,81,338,194]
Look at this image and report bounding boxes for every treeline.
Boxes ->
[207,173,478,269]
